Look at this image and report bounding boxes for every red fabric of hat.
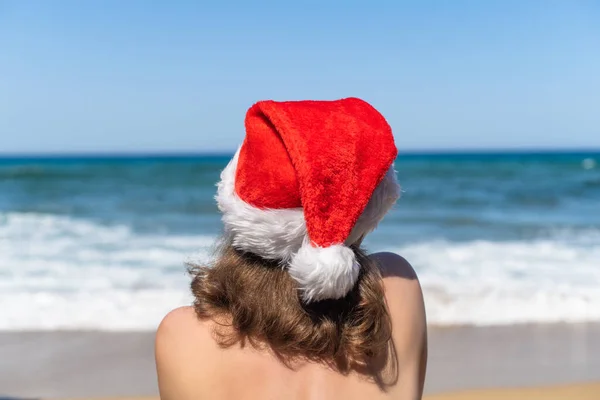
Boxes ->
[216,97,399,302]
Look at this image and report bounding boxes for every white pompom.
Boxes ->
[288,243,360,302]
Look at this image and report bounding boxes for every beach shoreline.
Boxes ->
[39,383,600,400]
[425,382,600,399]
[44,383,600,400]
[2,322,599,399]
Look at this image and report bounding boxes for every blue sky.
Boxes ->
[1,0,599,153]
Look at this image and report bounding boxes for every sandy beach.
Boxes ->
[425,383,600,399]
[2,323,599,399]
[38,383,600,400]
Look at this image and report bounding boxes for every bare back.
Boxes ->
[155,252,427,400]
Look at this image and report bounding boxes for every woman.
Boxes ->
[156,98,427,399]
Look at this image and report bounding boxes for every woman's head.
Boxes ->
[216,98,400,302]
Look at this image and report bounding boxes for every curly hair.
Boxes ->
[189,240,394,375]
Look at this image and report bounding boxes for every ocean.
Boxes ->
[0,152,599,330]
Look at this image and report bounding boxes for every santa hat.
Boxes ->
[216,97,400,302]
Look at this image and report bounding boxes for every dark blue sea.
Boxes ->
[1,151,599,329]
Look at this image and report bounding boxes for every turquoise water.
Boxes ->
[1,152,598,243]
[1,151,599,329]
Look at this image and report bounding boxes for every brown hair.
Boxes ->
[189,239,393,375]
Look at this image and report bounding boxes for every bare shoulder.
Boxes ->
[369,252,418,281]
[157,305,196,331]
[156,306,207,344]
[369,252,427,395]
[155,306,215,399]
[368,252,425,323]
[156,305,217,358]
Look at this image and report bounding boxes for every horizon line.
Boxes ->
[0,147,599,159]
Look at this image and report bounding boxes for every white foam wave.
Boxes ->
[402,237,600,325]
[1,212,599,329]
[0,212,211,330]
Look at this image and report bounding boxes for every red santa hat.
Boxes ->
[216,97,400,302]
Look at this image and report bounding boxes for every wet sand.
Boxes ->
[45,383,600,400]
[425,382,600,399]
[1,323,599,399]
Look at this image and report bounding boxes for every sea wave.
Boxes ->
[402,236,600,325]
[0,165,85,180]
[1,212,599,329]
[0,212,211,330]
